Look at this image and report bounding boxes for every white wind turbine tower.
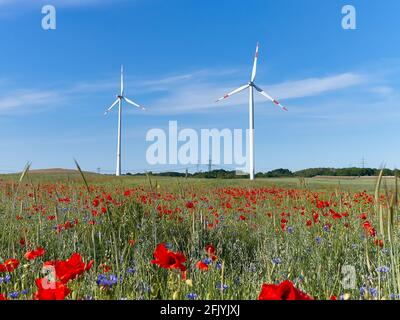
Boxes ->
[216,43,287,181]
[104,66,146,176]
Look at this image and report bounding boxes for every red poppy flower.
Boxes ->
[151,243,187,272]
[185,202,194,209]
[330,295,337,300]
[359,213,367,220]
[43,253,94,284]
[258,280,313,300]
[0,294,7,300]
[92,199,100,207]
[374,239,384,247]
[34,278,71,300]
[25,247,46,260]
[0,258,19,273]
[363,221,376,237]
[205,244,216,256]
[205,244,217,261]
[102,264,111,273]
[196,261,209,271]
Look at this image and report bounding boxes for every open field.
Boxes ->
[0,172,399,300]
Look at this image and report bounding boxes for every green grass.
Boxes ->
[0,173,399,300]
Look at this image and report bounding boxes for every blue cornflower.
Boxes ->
[216,262,222,269]
[109,274,119,283]
[127,267,136,274]
[187,293,198,300]
[21,289,29,295]
[390,293,400,300]
[360,286,366,296]
[369,287,378,297]
[216,283,228,291]
[287,226,294,234]
[4,274,11,283]
[376,266,390,273]
[323,225,330,232]
[203,258,212,265]
[96,274,119,288]
[315,237,322,245]
[9,291,19,299]
[272,257,282,265]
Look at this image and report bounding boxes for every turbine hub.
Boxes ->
[117,95,123,99]
[249,81,254,86]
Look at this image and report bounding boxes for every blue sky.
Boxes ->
[0,0,399,173]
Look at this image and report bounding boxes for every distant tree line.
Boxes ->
[126,167,398,179]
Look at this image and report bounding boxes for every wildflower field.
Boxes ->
[0,171,399,300]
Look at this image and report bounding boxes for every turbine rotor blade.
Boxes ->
[123,97,146,110]
[251,42,259,82]
[104,99,119,115]
[215,84,249,102]
[121,65,124,96]
[253,84,288,111]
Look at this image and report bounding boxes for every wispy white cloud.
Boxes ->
[263,73,366,100]
[0,90,60,113]
[369,86,395,96]
[144,72,368,115]
[0,67,390,117]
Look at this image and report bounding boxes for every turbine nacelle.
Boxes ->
[103,66,147,176]
[215,43,288,112]
[215,42,288,181]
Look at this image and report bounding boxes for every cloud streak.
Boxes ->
[145,72,368,115]
[0,70,370,116]
[0,89,60,113]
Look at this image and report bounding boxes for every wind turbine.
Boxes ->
[104,66,146,176]
[216,43,287,181]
